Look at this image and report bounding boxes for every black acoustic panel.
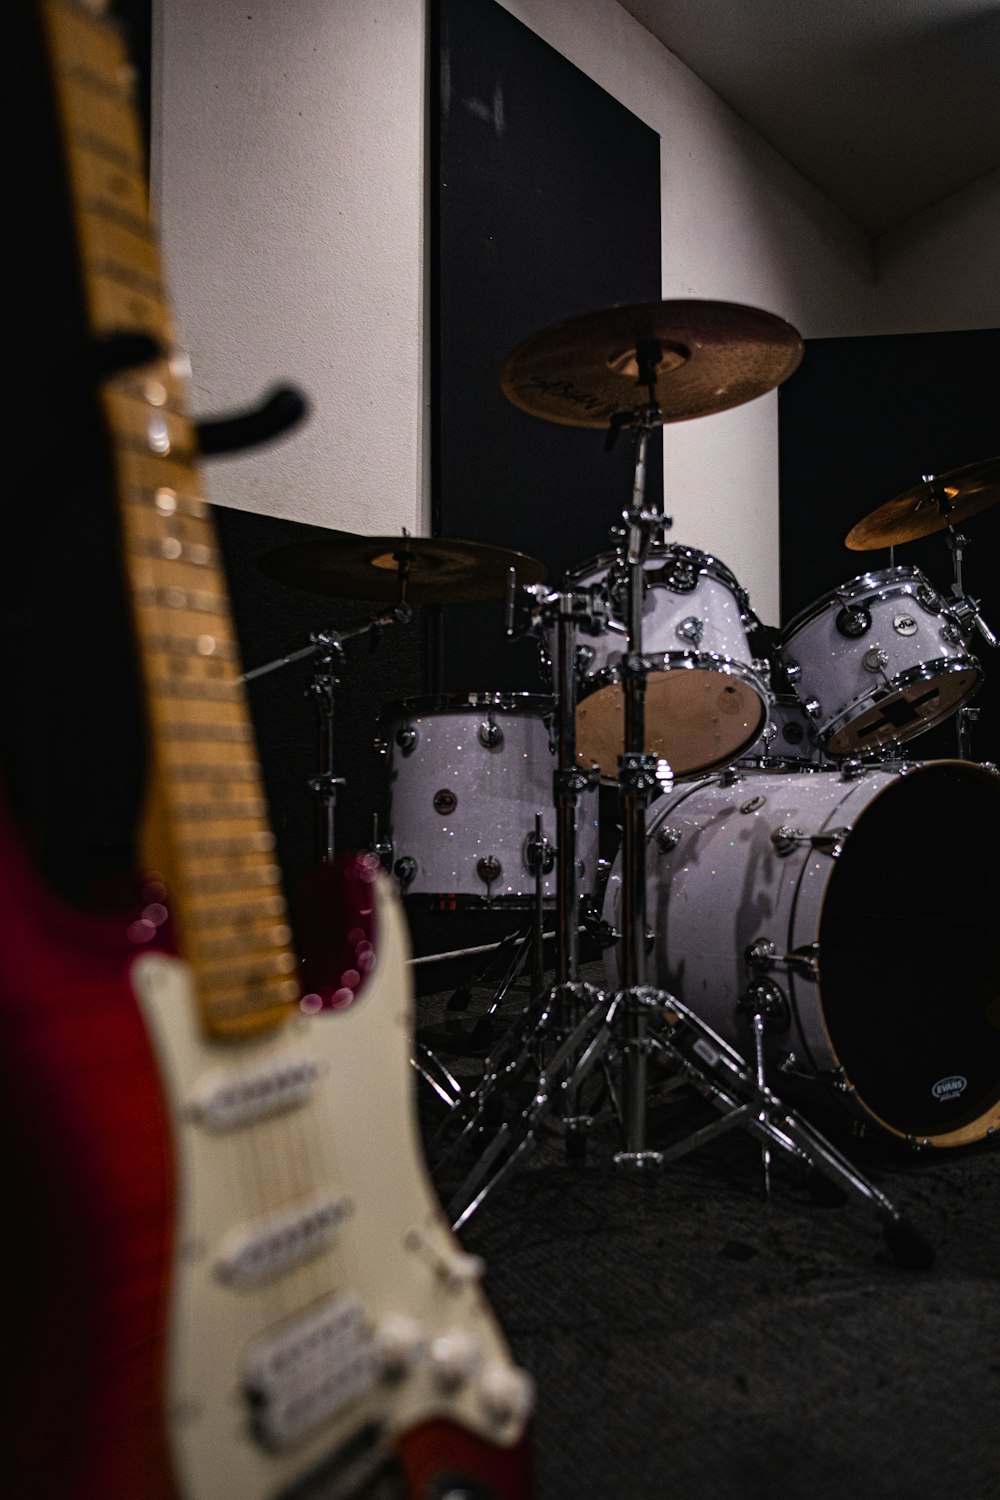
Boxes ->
[778,328,1000,763]
[432,0,662,692]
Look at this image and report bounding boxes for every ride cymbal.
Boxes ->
[845,456,1000,550]
[257,533,548,604]
[499,299,803,428]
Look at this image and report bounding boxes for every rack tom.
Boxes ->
[556,544,769,781]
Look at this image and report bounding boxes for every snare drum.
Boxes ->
[603,759,1000,1146]
[557,544,769,781]
[778,566,981,758]
[377,692,599,905]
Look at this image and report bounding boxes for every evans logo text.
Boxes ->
[932,1075,968,1102]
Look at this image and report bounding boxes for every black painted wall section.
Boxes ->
[778,327,1000,764]
[431,0,663,693]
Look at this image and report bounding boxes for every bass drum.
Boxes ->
[603,759,1000,1146]
[377,692,599,905]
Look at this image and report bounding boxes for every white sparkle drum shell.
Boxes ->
[777,567,981,758]
[378,692,599,905]
[561,544,768,782]
[603,760,1000,1146]
[736,692,828,769]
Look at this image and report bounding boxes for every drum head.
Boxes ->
[577,668,766,780]
[817,760,1000,1140]
[823,665,980,757]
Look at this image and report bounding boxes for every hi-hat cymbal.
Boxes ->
[845,456,1000,550]
[257,533,548,604]
[499,299,803,428]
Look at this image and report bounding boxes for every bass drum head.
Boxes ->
[816,761,1000,1140]
[604,760,1000,1146]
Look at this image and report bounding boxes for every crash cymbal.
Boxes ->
[845,456,1000,550]
[499,299,803,428]
[257,533,548,604]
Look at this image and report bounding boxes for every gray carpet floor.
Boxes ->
[413,963,1000,1500]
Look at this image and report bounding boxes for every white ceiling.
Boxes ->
[617,0,1000,234]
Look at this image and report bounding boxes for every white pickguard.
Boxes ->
[132,872,531,1500]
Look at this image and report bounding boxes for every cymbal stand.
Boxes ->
[241,607,410,863]
[940,523,999,759]
[615,370,672,1167]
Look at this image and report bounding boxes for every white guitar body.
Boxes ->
[133,873,531,1500]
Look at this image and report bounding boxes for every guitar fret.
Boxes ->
[180,833,277,857]
[119,429,198,465]
[60,58,130,105]
[82,193,154,243]
[135,585,228,616]
[127,483,209,520]
[92,254,165,301]
[166,762,260,783]
[201,954,299,990]
[71,124,143,176]
[161,723,252,743]
[204,977,301,1020]
[135,536,219,567]
[187,895,287,927]
[154,679,241,703]
[186,868,283,895]
[175,800,267,821]
[193,929,294,963]
[148,634,236,659]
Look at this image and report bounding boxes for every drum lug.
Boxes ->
[719,766,746,787]
[770,824,848,858]
[370,814,393,872]
[745,937,821,984]
[395,723,418,754]
[655,824,683,853]
[835,603,872,638]
[393,855,416,891]
[524,830,555,876]
[476,854,503,892]
[862,644,890,678]
[478,715,504,749]
[675,615,704,647]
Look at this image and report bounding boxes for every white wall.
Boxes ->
[873,168,1000,335]
[153,1,427,542]
[494,0,875,624]
[154,0,891,626]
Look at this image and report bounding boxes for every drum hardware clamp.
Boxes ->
[240,606,412,866]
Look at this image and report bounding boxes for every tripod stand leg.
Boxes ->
[642,992,935,1270]
[445,990,618,1230]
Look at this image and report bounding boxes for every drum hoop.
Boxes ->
[780,566,936,638]
[814,655,981,748]
[564,543,736,588]
[378,690,554,723]
[579,651,768,694]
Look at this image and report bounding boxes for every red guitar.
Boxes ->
[0,4,535,1496]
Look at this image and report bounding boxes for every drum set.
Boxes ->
[254,298,1000,1269]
